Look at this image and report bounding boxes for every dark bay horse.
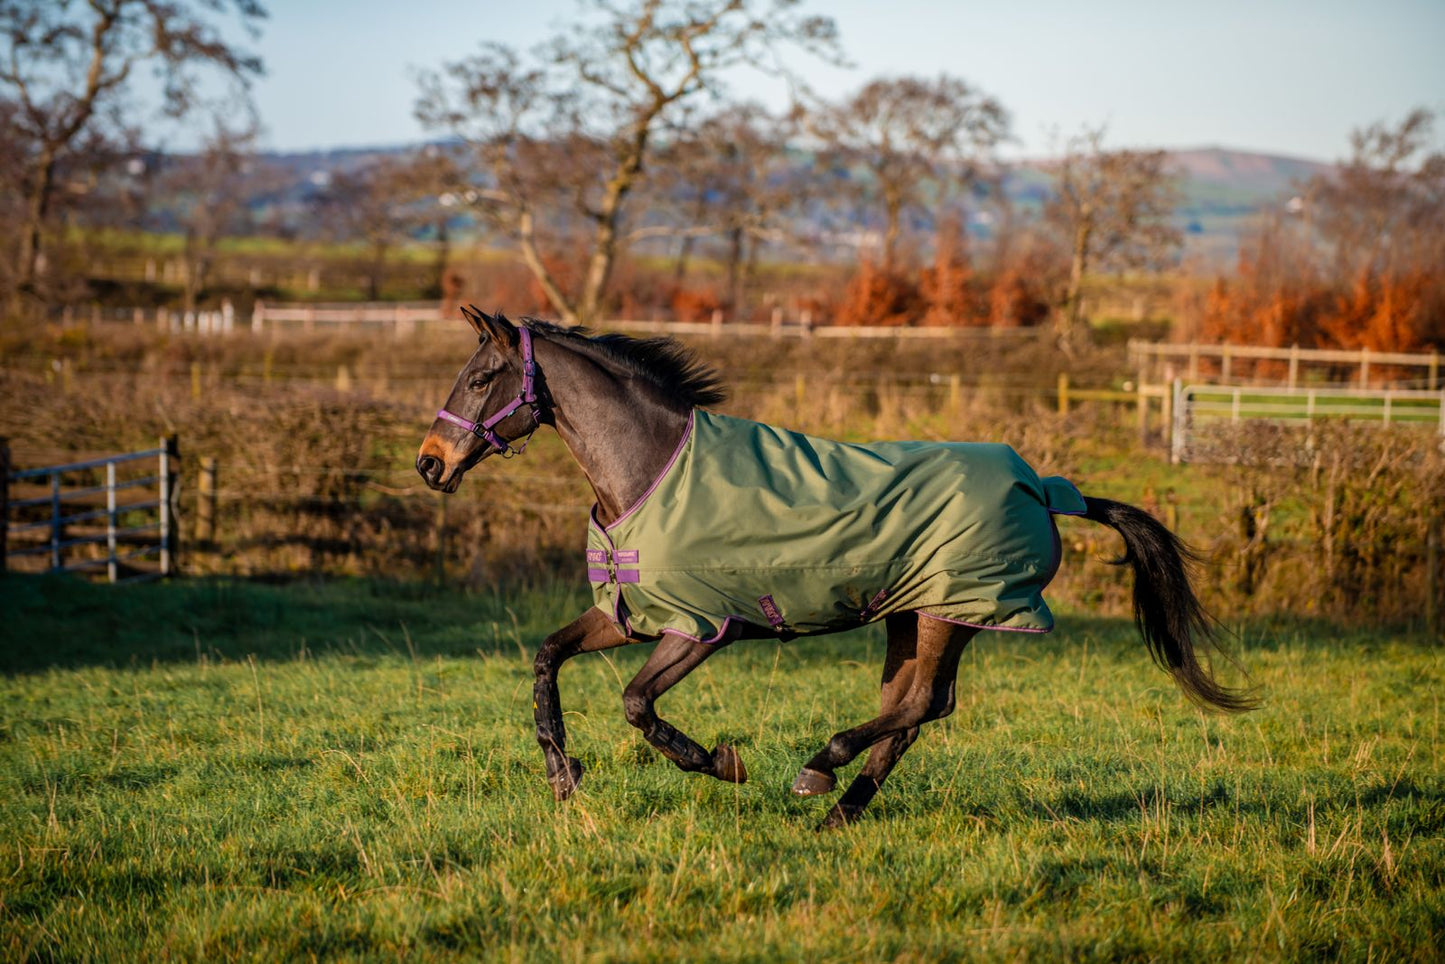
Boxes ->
[417,307,1255,828]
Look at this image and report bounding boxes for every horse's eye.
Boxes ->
[468,377,487,392]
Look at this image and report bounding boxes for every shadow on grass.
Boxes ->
[0,572,1422,677]
[0,572,594,675]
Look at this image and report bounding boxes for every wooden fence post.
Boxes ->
[0,437,9,575]
[1057,372,1070,416]
[1136,380,1148,445]
[197,457,217,545]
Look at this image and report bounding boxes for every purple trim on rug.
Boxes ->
[916,611,1051,634]
[603,410,695,532]
[613,549,639,564]
[614,569,640,584]
[586,549,608,564]
[659,615,744,646]
[587,567,610,583]
[757,594,785,630]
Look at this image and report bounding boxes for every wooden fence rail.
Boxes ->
[2,437,179,583]
[247,301,1049,341]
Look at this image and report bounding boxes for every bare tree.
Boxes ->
[650,102,803,316]
[311,153,450,301]
[0,0,265,304]
[1307,108,1444,281]
[415,0,841,326]
[1045,128,1182,350]
[157,109,259,310]
[809,74,1008,272]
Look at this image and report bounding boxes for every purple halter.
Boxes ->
[436,326,541,457]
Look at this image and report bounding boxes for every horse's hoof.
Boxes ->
[818,805,859,831]
[548,756,584,801]
[711,743,747,784]
[791,767,836,796]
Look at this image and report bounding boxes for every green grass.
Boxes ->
[1,575,1442,960]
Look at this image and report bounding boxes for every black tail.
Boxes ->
[1082,496,1258,713]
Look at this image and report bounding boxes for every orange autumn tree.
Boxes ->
[1200,109,1444,354]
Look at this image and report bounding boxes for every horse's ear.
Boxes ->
[460,304,519,349]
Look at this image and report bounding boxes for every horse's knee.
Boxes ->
[533,639,562,677]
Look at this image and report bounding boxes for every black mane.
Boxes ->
[522,318,728,408]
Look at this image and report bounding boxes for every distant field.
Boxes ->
[2,575,1441,960]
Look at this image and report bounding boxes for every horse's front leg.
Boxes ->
[621,631,747,783]
[533,607,630,800]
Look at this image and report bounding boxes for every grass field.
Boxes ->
[1,574,1442,961]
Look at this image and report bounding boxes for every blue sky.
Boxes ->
[220,0,1442,161]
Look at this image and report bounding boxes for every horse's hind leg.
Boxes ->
[819,726,921,829]
[622,631,746,783]
[534,608,631,800]
[794,614,976,825]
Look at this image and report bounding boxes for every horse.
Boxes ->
[416,307,1256,829]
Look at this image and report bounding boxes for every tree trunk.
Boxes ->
[724,225,745,318]
[367,239,389,302]
[673,234,696,283]
[517,210,578,325]
[428,216,450,300]
[1059,220,1092,350]
[16,147,59,295]
[182,229,203,311]
[882,187,902,273]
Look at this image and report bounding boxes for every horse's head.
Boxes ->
[416,306,542,492]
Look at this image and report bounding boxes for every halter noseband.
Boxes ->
[436,326,541,458]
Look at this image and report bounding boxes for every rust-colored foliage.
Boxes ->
[1191,110,1444,356]
[986,263,1052,329]
[918,223,987,327]
[670,285,724,322]
[833,260,922,327]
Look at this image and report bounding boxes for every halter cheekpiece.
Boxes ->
[436,326,541,458]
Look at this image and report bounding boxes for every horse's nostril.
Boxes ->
[417,455,442,482]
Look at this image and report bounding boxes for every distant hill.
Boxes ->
[1005,147,1334,264]
[246,141,1333,266]
[1168,147,1331,198]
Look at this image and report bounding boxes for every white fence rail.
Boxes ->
[2,437,179,583]
[1132,340,1443,390]
[1170,383,1445,463]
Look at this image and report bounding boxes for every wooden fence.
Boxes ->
[247,300,1050,341]
[2,437,179,583]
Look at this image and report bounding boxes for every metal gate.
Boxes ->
[2,437,179,582]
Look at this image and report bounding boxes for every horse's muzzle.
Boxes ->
[417,454,460,492]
